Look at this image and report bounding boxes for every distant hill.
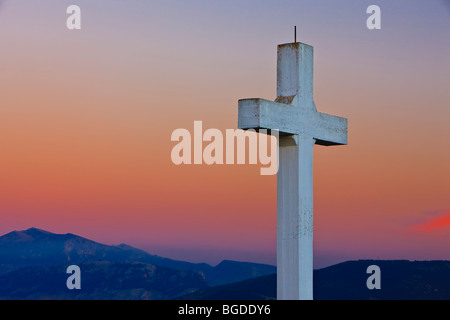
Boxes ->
[203,260,276,286]
[0,262,208,300]
[4,229,447,300]
[180,260,450,300]
[314,260,450,300]
[0,261,208,300]
[0,228,276,299]
[179,274,276,300]
[0,227,209,275]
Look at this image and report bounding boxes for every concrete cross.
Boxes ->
[238,42,348,300]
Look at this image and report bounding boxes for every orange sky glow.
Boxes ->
[0,1,449,267]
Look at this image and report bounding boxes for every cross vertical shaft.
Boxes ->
[277,134,315,300]
[277,43,315,300]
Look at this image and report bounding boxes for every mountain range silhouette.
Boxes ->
[0,227,275,299]
[0,228,449,300]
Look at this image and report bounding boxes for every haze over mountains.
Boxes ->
[0,228,276,299]
[0,228,449,300]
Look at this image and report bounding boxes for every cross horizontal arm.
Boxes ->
[238,98,300,134]
[311,112,347,146]
[238,98,348,145]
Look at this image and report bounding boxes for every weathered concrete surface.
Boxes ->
[238,42,348,300]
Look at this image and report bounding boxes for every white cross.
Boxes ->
[238,42,348,300]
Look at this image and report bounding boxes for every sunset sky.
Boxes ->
[0,0,449,268]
